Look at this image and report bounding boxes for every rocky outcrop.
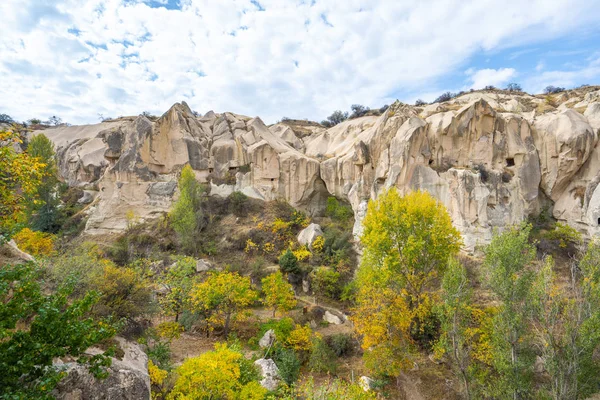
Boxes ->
[0,240,35,265]
[54,338,150,400]
[254,358,281,391]
[297,223,323,249]
[35,87,600,248]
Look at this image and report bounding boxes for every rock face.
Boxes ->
[35,87,600,248]
[54,338,150,400]
[254,358,281,391]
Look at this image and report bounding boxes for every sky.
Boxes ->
[1,0,600,125]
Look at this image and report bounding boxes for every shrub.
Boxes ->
[349,104,369,119]
[279,249,300,274]
[415,99,427,106]
[434,92,456,103]
[308,338,337,374]
[257,317,295,345]
[293,377,376,399]
[0,113,14,123]
[311,266,341,302]
[91,263,155,320]
[285,324,315,352]
[271,347,301,385]
[544,222,582,248]
[325,196,354,224]
[13,227,54,256]
[505,83,522,92]
[168,343,265,399]
[323,110,348,127]
[326,333,354,357]
[544,85,565,94]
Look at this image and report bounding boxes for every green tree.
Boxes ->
[158,256,197,322]
[533,244,600,399]
[279,249,299,274]
[261,271,297,317]
[436,258,474,399]
[170,165,205,253]
[27,134,61,233]
[190,271,258,336]
[310,266,341,304]
[353,189,462,376]
[0,263,117,398]
[483,224,536,399]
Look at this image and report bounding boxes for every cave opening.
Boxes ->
[506,158,515,167]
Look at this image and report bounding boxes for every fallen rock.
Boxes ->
[323,310,344,325]
[259,329,275,348]
[359,376,375,392]
[54,338,150,400]
[297,223,323,250]
[254,358,280,391]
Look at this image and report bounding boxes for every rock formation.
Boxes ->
[54,338,150,400]
[34,86,600,249]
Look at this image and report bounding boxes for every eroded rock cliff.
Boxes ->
[34,87,600,249]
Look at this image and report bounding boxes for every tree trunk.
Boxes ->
[224,313,231,337]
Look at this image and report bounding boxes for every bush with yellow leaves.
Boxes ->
[168,343,266,400]
[148,360,169,399]
[285,324,317,352]
[12,227,54,256]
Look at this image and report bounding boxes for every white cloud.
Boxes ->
[467,68,517,89]
[525,54,600,93]
[0,0,599,125]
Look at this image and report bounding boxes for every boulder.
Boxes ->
[359,376,375,392]
[254,358,281,391]
[195,259,213,272]
[0,239,35,265]
[259,329,276,348]
[323,310,344,325]
[297,223,323,249]
[54,338,150,400]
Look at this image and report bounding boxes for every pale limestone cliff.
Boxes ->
[34,87,600,249]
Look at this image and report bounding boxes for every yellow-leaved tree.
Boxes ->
[353,189,462,376]
[0,130,43,236]
[190,271,258,336]
[261,271,297,317]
